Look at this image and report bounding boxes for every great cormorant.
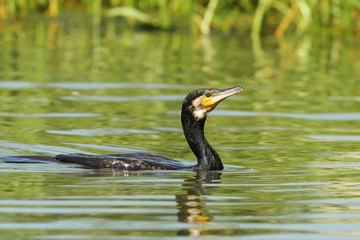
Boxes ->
[2,86,244,171]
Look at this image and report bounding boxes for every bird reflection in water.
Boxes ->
[176,171,222,236]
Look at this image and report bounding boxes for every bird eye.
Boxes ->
[204,92,211,97]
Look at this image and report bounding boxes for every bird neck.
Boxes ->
[181,109,223,171]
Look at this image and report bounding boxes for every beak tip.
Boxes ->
[238,86,245,93]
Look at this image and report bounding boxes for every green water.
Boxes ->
[0,16,360,239]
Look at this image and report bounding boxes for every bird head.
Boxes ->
[183,86,244,120]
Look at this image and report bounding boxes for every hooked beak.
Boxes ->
[202,86,244,112]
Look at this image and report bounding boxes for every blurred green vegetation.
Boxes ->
[0,0,359,37]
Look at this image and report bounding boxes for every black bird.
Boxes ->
[2,86,244,171]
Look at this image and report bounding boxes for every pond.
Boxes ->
[0,16,360,239]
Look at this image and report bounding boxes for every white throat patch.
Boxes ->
[193,107,207,120]
[191,96,207,120]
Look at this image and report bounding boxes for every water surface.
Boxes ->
[0,16,359,239]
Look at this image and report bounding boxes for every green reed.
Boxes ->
[0,0,359,36]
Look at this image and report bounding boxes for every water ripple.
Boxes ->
[167,110,360,120]
[212,111,360,120]
[150,126,182,132]
[0,81,194,90]
[217,146,292,150]
[61,95,184,102]
[329,96,360,101]
[0,113,101,118]
[305,135,360,141]
[219,126,298,131]
[46,128,159,136]
[237,222,360,234]
[65,143,146,152]
[0,199,175,207]
[0,141,91,155]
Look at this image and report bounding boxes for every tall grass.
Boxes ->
[0,0,359,37]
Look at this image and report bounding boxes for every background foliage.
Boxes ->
[0,0,359,37]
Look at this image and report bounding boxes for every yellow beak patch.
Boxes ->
[201,96,219,112]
